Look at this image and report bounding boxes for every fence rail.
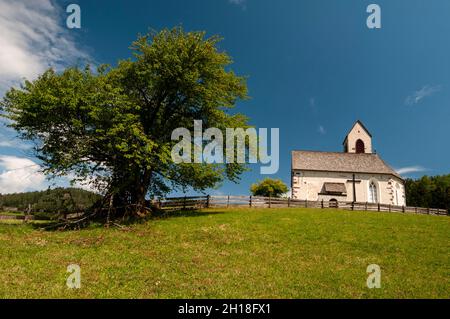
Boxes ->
[0,196,447,221]
[156,195,448,216]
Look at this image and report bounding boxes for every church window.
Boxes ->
[395,183,401,205]
[368,181,378,203]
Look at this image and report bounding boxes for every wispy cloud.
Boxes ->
[228,0,246,9]
[0,138,31,150]
[317,125,326,135]
[396,165,427,175]
[405,85,441,106]
[0,1,91,165]
[0,0,92,96]
[307,97,319,115]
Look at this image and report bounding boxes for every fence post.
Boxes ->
[25,203,31,223]
[183,196,187,210]
[206,195,210,208]
[227,195,230,208]
[249,195,252,208]
[288,197,291,208]
[427,207,430,214]
[402,205,405,213]
[365,202,368,211]
[378,203,380,212]
[389,204,391,212]
[305,200,308,208]
[321,199,324,209]
[415,206,417,214]
[268,195,271,208]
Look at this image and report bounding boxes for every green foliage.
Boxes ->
[250,178,289,197]
[0,27,249,209]
[405,174,450,211]
[0,188,100,219]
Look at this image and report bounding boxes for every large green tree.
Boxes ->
[0,28,249,217]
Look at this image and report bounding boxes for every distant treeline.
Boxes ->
[0,188,101,218]
[405,174,450,211]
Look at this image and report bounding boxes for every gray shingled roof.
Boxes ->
[291,150,402,179]
[323,182,347,194]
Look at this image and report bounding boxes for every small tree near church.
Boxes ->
[250,178,288,198]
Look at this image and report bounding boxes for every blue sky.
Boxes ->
[0,0,449,195]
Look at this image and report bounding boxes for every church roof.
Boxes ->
[291,150,402,179]
[323,182,347,194]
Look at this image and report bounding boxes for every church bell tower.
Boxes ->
[343,120,372,154]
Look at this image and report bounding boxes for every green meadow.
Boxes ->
[0,208,448,298]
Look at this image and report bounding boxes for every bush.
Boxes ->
[250,178,289,198]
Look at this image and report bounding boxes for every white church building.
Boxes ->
[291,121,406,206]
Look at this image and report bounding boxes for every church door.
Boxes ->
[329,199,338,208]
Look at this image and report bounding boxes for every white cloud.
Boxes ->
[64,172,102,193]
[0,155,45,194]
[0,2,100,195]
[317,125,326,135]
[0,0,92,96]
[0,154,104,194]
[396,166,427,175]
[228,0,246,9]
[405,85,441,106]
[307,97,319,114]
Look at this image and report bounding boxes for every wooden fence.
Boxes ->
[156,195,448,216]
[0,196,446,221]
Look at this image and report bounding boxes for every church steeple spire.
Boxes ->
[343,120,372,154]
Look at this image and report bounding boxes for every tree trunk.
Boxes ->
[102,168,153,219]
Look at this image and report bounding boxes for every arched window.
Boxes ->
[368,181,378,203]
[356,139,365,153]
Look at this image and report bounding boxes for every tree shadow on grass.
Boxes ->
[26,209,226,231]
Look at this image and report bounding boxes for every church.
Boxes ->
[291,121,406,206]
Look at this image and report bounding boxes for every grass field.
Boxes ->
[0,211,25,216]
[0,208,448,298]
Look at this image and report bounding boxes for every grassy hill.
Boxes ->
[0,208,448,298]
